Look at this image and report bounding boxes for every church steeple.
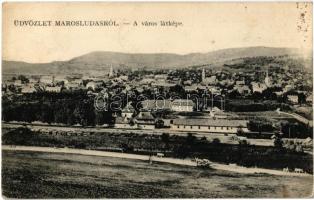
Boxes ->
[202,68,205,83]
[109,65,113,77]
[265,68,270,87]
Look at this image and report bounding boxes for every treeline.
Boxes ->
[2,92,114,126]
[247,119,274,132]
[2,127,312,173]
[224,56,308,71]
[225,100,291,112]
[280,122,312,138]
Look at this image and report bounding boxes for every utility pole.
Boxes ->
[219,96,225,111]
[211,94,214,110]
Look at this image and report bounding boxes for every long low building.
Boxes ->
[141,99,194,112]
[170,118,249,134]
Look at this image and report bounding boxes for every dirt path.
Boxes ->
[280,111,313,127]
[2,145,312,177]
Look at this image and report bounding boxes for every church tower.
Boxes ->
[202,68,206,83]
[109,65,113,77]
[265,68,270,87]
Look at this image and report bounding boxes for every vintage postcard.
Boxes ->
[1,2,313,198]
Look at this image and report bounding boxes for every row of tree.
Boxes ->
[2,127,312,173]
[2,92,114,126]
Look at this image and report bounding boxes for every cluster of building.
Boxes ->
[113,101,249,134]
[3,64,312,104]
[2,63,312,135]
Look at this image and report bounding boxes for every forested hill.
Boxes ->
[2,46,306,75]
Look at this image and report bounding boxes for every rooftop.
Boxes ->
[172,99,194,107]
[172,118,248,127]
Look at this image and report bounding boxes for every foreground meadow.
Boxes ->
[2,150,313,198]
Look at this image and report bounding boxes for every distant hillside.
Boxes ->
[2,46,303,75]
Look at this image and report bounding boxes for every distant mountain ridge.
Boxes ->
[2,46,305,75]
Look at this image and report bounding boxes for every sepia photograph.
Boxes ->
[1,2,313,198]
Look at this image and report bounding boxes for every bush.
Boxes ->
[2,127,34,145]
[274,137,283,148]
[161,133,170,144]
[186,133,196,145]
[239,139,249,145]
[201,136,207,141]
[120,143,134,153]
[212,138,221,144]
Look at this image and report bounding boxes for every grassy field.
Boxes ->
[2,150,313,198]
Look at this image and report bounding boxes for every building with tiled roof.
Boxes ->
[141,100,172,111]
[171,99,194,112]
[170,118,249,134]
[134,111,155,129]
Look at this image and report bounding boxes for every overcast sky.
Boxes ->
[3,2,312,63]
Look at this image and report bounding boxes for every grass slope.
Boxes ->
[2,150,313,198]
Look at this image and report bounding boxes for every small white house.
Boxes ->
[135,111,155,130]
[45,86,62,93]
[251,82,267,93]
[86,81,103,91]
[121,103,135,119]
[171,99,194,112]
[233,85,251,95]
[114,117,136,129]
[203,76,217,85]
[21,84,36,93]
[287,95,298,104]
[114,111,155,130]
[65,82,81,90]
[40,75,54,85]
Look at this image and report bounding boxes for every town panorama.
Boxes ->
[3,0,314,197]
[2,46,313,198]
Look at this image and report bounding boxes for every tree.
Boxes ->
[169,85,186,98]
[274,137,283,148]
[129,118,135,126]
[237,126,245,135]
[295,144,304,153]
[248,119,274,132]
[174,144,190,158]
[2,127,34,145]
[298,93,306,104]
[212,138,221,144]
[18,75,29,84]
[8,85,17,92]
[251,92,263,101]
[186,133,196,145]
[228,90,241,99]
[120,143,134,153]
[262,88,277,100]
[239,139,249,146]
[155,119,164,128]
[161,133,170,144]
